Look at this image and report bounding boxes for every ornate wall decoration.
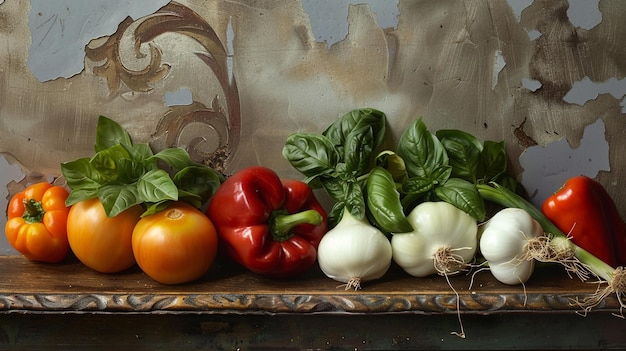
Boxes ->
[84,1,240,173]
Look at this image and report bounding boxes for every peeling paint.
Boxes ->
[164,88,193,107]
[301,0,399,47]
[507,0,534,22]
[567,0,602,30]
[525,29,541,40]
[519,119,610,207]
[563,76,626,113]
[27,0,170,81]
[0,155,24,255]
[492,50,506,90]
[522,78,542,92]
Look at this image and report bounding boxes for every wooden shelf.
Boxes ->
[0,255,620,315]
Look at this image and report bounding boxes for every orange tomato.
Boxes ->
[5,182,70,263]
[132,201,218,284]
[66,198,142,273]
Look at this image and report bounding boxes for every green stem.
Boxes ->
[22,199,45,224]
[356,173,370,183]
[271,209,323,242]
[477,183,616,282]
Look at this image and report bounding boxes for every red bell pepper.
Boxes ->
[206,166,328,278]
[542,175,626,267]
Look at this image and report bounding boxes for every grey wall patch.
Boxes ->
[519,119,610,207]
[522,78,542,92]
[567,0,602,30]
[0,156,24,255]
[164,88,193,107]
[27,0,170,81]
[564,76,626,113]
[507,0,534,22]
[302,0,399,48]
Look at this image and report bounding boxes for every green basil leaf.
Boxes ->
[434,178,486,221]
[61,157,104,192]
[480,140,507,182]
[323,108,386,158]
[375,150,408,184]
[90,144,132,182]
[173,165,224,203]
[400,165,450,195]
[436,129,483,183]
[343,124,374,175]
[344,179,365,220]
[327,201,346,229]
[431,164,452,184]
[116,159,145,184]
[366,167,413,233]
[402,176,435,195]
[97,184,141,217]
[137,169,179,203]
[150,147,193,171]
[128,143,154,163]
[397,118,449,179]
[64,188,98,206]
[95,116,133,152]
[320,177,346,203]
[352,109,386,152]
[141,200,173,217]
[283,133,340,178]
[177,190,203,208]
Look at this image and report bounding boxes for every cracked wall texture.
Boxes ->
[1,0,625,254]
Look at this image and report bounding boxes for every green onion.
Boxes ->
[476,182,615,282]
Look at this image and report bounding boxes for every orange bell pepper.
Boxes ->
[5,182,71,263]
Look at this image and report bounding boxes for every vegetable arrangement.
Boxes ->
[282,109,519,287]
[60,116,224,283]
[3,109,626,323]
[282,108,626,324]
[282,109,525,337]
[283,109,395,288]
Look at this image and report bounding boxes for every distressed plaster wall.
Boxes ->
[1,0,625,255]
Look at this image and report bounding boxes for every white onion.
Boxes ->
[479,207,543,285]
[317,209,392,290]
[391,201,478,277]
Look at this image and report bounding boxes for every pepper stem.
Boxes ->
[270,209,323,242]
[22,199,45,224]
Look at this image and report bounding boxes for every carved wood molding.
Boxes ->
[0,257,620,315]
[0,290,619,315]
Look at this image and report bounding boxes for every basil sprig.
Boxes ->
[396,118,520,222]
[284,110,520,231]
[283,108,409,231]
[61,116,223,217]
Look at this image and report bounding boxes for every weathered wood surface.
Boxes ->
[0,255,620,315]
